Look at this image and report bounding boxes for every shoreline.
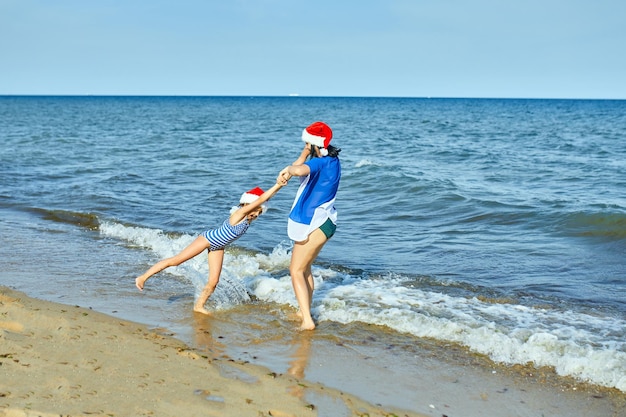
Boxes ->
[188,303,626,417]
[0,286,422,417]
[2,287,625,417]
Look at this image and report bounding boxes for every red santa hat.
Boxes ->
[302,121,332,155]
[239,187,267,213]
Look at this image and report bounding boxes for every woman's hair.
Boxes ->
[326,144,341,157]
[310,144,341,158]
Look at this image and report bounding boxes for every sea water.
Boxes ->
[1,96,625,393]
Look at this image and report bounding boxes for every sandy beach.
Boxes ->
[2,285,626,417]
[0,286,422,417]
[3,286,626,417]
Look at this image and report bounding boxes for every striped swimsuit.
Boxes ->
[203,219,249,251]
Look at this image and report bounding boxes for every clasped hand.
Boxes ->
[277,167,292,186]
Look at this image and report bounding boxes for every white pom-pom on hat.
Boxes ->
[302,121,332,149]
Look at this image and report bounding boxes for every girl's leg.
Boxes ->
[194,249,224,314]
[135,236,210,290]
[290,228,327,330]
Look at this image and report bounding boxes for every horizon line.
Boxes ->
[1,94,624,101]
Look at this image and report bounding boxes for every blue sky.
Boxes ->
[1,0,625,98]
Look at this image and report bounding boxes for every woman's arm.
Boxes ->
[278,162,310,184]
[278,143,313,183]
[292,143,311,166]
[285,164,310,177]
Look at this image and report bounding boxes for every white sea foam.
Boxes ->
[250,270,626,391]
[306,275,626,391]
[100,221,250,306]
[354,159,382,168]
[100,220,626,391]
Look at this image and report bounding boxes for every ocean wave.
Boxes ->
[99,220,290,307]
[308,275,626,391]
[99,220,626,392]
[561,210,626,240]
[27,207,101,230]
[354,159,382,168]
[250,266,626,392]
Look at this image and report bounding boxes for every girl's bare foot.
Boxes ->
[193,306,213,316]
[193,304,212,315]
[135,276,146,291]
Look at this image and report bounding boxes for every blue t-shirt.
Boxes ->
[288,156,341,241]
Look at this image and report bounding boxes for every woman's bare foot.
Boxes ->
[299,318,316,331]
[286,309,304,322]
[290,309,315,330]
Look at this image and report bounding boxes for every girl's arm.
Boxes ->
[229,183,283,224]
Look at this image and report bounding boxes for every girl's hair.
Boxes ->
[310,144,341,158]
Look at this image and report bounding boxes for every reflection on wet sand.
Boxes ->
[287,332,313,399]
[192,313,226,359]
[288,332,313,379]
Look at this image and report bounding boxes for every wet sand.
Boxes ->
[1,284,625,417]
[181,303,626,417]
[0,286,422,417]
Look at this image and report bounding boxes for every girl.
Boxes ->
[135,183,284,314]
[278,121,341,330]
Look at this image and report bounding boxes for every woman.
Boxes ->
[278,121,341,330]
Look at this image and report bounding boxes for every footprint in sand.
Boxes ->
[0,321,24,332]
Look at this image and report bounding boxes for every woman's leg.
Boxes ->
[194,249,224,314]
[135,236,210,290]
[290,228,327,330]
